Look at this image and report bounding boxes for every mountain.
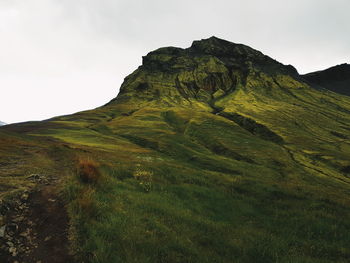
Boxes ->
[0,121,6,126]
[303,63,350,96]
[0,37,350,263]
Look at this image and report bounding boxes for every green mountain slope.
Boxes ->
[1,37,350,262]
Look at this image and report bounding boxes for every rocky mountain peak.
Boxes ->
[111,37,303,107]
[141,36,293,73]
[190,36,263,58]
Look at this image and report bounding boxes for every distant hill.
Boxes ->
[303,63,350,96]
[0,37,350,262]
[0,121,6,126]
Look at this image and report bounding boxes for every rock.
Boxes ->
[9,246,17,256]
[44,236,52,242]
[0,225,5,237]
[19,228,30,237]
[7,223,18,234]
[19,232,29,238]
[21,193,29,201]
[12,216,24,223]
[6,241,14,247]
[28,174,40,180]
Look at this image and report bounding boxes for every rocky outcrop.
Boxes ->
[109,36,305,110]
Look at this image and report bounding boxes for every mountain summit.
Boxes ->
[111,36,300,108]
[0,37,350,262]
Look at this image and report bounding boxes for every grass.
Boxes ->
[64,157,350,262]
[2,95,350,262]
[57,99,350,262]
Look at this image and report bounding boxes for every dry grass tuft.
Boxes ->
[77,159,101,184]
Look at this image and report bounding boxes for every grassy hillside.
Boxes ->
[1,37,350,262]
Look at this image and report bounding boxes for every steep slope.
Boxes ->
[0,37,350,263]
[303,63,350,96]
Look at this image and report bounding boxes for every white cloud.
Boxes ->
[0,0,349,123]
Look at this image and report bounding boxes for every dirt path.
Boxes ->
[0,180,74,262]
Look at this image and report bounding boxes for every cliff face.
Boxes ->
[303,63,350,96]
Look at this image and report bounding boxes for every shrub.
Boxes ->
[77,159,101,184]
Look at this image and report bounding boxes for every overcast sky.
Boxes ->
[1,0,349,124]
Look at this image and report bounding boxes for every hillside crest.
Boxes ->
[110,36,302,109]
